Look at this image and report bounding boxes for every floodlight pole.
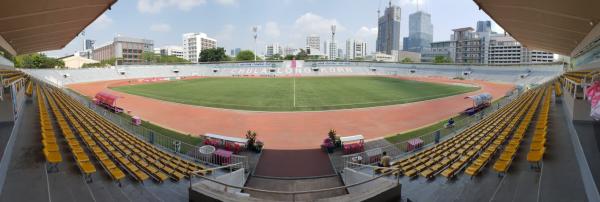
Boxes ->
[253,26,258,61]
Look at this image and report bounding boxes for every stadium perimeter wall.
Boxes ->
[21,62,563,87]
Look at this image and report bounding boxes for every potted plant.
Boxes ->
[254,141,264,153]
[246,130,257,151]
[328,129,342,148]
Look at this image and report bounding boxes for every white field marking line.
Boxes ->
[537,161,544,202]
[489,175,507,202]
[44,164,52,202]
[293,75,296,108]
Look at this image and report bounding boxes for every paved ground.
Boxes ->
[0,92,193,202]
[253,149,335,177]
[244,175,347,201]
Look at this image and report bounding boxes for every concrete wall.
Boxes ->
[23,62,563,87]
[562,86,594,121]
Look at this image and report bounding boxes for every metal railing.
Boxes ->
[188,163,401,202]
[338,89,520,170]
[60,88,250,171]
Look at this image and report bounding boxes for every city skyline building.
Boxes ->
[306,35,321,52]
[345,39,368,60]
[376,1,402,54]
[403,11,433,53]
[92,36,154,64]
[182,32,217,63]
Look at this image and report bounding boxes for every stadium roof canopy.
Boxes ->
[0,0,117,56]
[474,0,600,57]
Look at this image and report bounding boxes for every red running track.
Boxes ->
[69,76,513,150]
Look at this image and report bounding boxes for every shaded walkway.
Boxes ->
[253,149,334,177]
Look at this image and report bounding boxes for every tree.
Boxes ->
[433,56,452,64]
[236,50,256,61]
[284,54,295,60]
[266,54,282,61]
[14,53,65,69]
[295,49,308,60]
[199,47,228,62]
[401,57,413,63]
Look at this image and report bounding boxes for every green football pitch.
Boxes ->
[112,76,479,111]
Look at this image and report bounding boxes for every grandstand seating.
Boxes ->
[526,87,552,169]
[42,86,97,182]
[0,70,25,86]
[36,84,210,184]
[374,84,548,179]
[38,84,62,172]
[25,80,33,96]
[492,86,545,175]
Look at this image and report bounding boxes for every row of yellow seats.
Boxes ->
[50,86,208,183]
[38,84,62,168]
[25,80,33,96]
[554,81,562,97]
[464,88,542,177]
[493,87,546,174]
[47,88,128,184]
[527,87,552,164]
[381,88,538,179]
[387,90,532,179]
[42,87,97,181]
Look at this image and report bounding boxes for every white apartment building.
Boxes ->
[306,35,321,52]
[182,33,217,63]
[488,34,554,64]
[155,45,184,59]
[323,40,338,60]
[265,43,283,57]
[345,39,368,60]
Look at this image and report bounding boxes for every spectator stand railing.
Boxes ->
[188,162,401,202]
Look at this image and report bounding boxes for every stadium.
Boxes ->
[0,0,599,202]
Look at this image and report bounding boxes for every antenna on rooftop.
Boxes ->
[377,0,381,18]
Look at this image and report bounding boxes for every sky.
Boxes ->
[44,0,504,57]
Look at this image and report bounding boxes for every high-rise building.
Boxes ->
[476,21,492,33]
[376,1,401,54]
[323,40,338,60]
[265,43,282,57]
[92,36,154,64]
[182,32,217,63]
[345,39,368,60]
[306,35,321,52]
[85,39,95,50]
[403,11,433,53]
